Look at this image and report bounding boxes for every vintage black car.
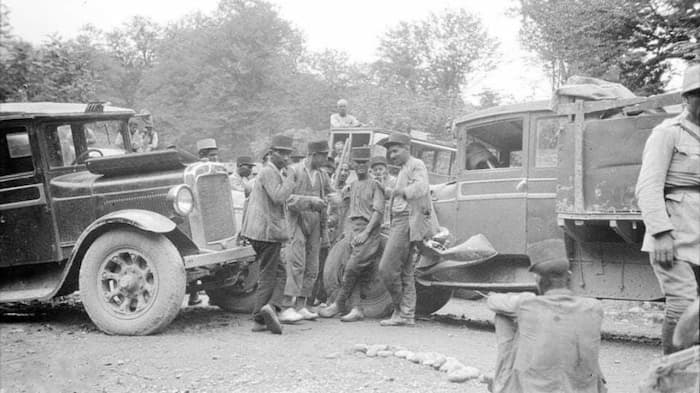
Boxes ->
[0,102,257,335]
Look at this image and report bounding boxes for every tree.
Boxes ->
[518,0,700,94]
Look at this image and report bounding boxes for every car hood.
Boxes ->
[50,169,185,198]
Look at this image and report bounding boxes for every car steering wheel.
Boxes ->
[72,148,104,165]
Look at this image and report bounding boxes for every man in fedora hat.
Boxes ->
[241,134,297,334]
[636,63,700,354]
[280,140,333,322]
[197,138,219,162]
[377,132,434,326]
[230,155,255,196]
[319,147,386,322]
[487,239,606,393]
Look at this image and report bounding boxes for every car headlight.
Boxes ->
[167,185,194,216]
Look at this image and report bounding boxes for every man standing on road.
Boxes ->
[330,99,362,128]
[487,239,607,393]
[230,156,255,197]
[319,147,385,322]
[241,135,297,334]
[636,63,700,354]
[280,140,332,322]
[377,133,434,326]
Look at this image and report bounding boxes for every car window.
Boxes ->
[535,117,565,167]
[465,119,524,170]
[44,120,128,168]
[434,150,452,176]
[1,127,34,177]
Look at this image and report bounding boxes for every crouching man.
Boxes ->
[487,239,607,393]
[319,147,385,321]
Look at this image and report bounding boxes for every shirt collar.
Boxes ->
[680,111,700,136]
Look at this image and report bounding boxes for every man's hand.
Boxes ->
[309,197,327,212]
[352,230,369,247]
[653,231,675,269]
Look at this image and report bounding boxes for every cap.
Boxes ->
[308,140,330,155]
[378,132,411,148]
[270,135,294,151]
[237,156,254,166]
[681,63,700,95]
[196,138,217,152]
[351,147,371,162]
[369,156,387,168]
[527,239,570,275]
[140,109,153,127]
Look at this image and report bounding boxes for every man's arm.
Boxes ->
[403,159,430,200]
[635,127,676,236]
[260,168,296,205]
[487,292,536,318]
[330,114,341,128]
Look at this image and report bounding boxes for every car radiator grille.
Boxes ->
[196,174,236,243]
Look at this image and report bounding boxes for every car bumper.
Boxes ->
[183,245,256,269]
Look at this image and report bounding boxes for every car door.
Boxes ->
[0,122,58,266]
[454,115,529,254]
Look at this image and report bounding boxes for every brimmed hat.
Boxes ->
[237,156,254,166]
[682,63,700,95]
[351,147,371,162]
[369,156,387,168]
[377,132,411,148]
[270,135,294,151]
[196,138,217,152]
[527,239,570,275]
[308,140,330,155]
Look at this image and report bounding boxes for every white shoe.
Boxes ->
[278,307,303,324]
[298,307,319,320]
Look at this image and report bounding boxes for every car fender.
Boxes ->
[51,209,188,299]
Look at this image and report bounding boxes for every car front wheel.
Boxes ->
[79,228,185,335]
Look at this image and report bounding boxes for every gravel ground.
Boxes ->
[1,296,664,393]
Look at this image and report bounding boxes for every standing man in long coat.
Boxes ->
[636,63,700,354]
[241,135,297,334]
[377,133,434,326]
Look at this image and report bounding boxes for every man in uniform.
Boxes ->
[281,140,332,322]
[636,63,700,354]
[330,99,362,128]
[241,135,297,334]
[230,156,255,197]
[197,138,219,162]
[377,132,434,326]
[319,147,385,322]
[487,239,607,393]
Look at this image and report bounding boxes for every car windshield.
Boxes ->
[45,119,129,168]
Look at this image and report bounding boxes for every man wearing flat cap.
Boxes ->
[281,140,333,322]
[230,156,255,197]
[636,63,700,354]
[197,138,219,162]
[241,134,297,334]
[320,147,386,322]
[377,132,434,326]
[487,239,606,393]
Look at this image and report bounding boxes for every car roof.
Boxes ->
[455,100,552,125]
[0,102,135,120]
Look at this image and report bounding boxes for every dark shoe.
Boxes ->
[261,305,282,334]
[319,303,340,318]
[340,307,364,322]
[251,321,267,332]
[188,292,202,306]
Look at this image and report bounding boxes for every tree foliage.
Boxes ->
[518,0,700,94]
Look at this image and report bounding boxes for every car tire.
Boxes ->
[206,262,259,313]
[323,239,393,318]
[79,228,185,335]
[415,283,453,316]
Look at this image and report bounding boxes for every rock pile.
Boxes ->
[352,343,483,384]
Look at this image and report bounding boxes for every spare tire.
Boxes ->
[206,262,259,313]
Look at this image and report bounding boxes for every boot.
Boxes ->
[260,304,282,334]
[278,307,304,324]
[319,303,340,318]
[340,307,364,322]
[661,318,679,355]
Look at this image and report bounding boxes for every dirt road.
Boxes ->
[1,297,663,393]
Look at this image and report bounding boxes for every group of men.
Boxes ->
[236,131,434,334]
